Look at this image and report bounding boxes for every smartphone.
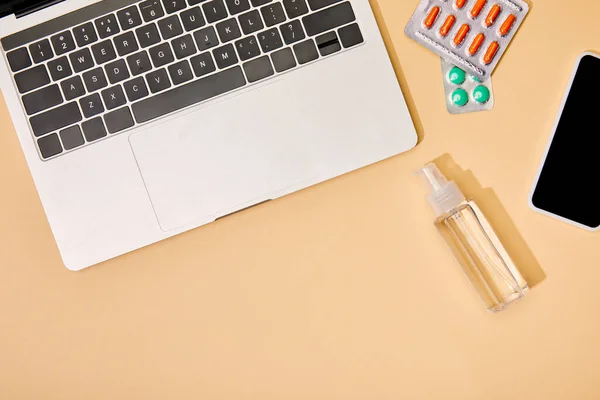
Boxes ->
[530,53,600,231]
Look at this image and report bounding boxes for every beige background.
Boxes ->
[1,0,599,398]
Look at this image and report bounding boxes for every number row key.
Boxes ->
[6,0,169,75]
[9,2,143,73]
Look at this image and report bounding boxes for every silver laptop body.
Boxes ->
[0,0,417,270]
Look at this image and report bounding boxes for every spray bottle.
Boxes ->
[418,163,529,312]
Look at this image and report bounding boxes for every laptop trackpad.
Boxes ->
[129,83,318,231]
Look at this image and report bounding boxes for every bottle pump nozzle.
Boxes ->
[417,163,466,217]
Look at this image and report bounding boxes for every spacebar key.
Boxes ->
[132,67,247,124]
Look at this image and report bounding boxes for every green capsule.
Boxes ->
[448,67,466,85]
[471,75,482,82]
[472,85,491,104]
[451,88,469,107]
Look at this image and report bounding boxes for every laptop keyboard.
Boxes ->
[2,0,365,160]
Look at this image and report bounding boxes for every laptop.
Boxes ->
[0,0,417,270]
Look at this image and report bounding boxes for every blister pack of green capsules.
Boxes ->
[441,58,494,114]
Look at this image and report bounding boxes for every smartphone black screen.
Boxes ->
[532,55,600,229]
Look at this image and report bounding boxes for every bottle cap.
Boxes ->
[417,163,466,217]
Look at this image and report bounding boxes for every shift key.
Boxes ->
[302,2,355,37]
[30,102,82,137]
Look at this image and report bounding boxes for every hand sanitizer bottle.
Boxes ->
[418,163,529,312]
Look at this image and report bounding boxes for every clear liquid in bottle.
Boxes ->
[436,201,528,312]
[418,163,528,312]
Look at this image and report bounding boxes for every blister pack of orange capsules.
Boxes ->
[405,0,529,81]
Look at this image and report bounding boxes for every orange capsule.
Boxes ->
[499,14,516,36]
[470,0,487,18]
[455,0,467,9]
[468,33,485,55]
[439,15,457,37]
[483,41,500,64]
[424,6,441,29]
[485,4,501,27]
[454,24,471,46]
